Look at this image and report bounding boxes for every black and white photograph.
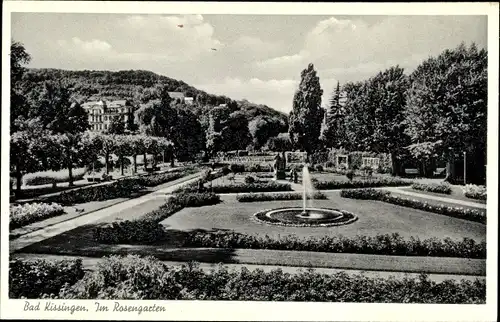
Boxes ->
[1,1,498,321]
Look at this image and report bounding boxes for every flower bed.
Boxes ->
[10,202,65,229]
[314,177,412,190]
[412,182,452,194]
[463,184,487,201]
[175,181,292,194]
[57,255,485,303]
[340,189,486,224]
[237,191,327,202]
[182,231,485,259]
[93,192,221,244]
[46,178,144,205]
[9,258,85,299]
[135,172,184,187]
[23,168,87,186]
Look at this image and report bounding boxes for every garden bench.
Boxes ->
[404,168,419,177]
[433,167,446,176]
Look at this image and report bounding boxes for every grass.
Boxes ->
[400,186,486,204]
[160,191,485,242]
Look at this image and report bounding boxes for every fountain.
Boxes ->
[253,163,358,227]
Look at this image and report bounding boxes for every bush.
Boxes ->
[94,192,220,244]
[10,258,85,299]
[23,168,87,186]
[244,176,256,184]
[346,170,355,181]
[47,178,144,205]
[183,231,486,259]
[315,164,324,172]
[221,165,231,175]
[230,163,245,173]
[463,184,487,201]
[59,255,485,302]
[314,177,412,190]
[325,161,335,168]
[10,202,65,229]
[340,189,486,224]
[412,182,452,194]
[135,172,184,187]
[237,191,327,202]
[211,182,292,193]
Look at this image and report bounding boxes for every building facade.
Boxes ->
[168,92,194,105]
[82,100,134,132]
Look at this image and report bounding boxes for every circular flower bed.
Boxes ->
[253,207,358,227]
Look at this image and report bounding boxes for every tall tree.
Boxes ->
[288,63,324,153]
[320,82,347,149]
[404,43,487,183]
[108,115,125,134]
[10,41,32,132]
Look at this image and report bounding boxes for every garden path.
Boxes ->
[384,187,487,209]
[9,171,204,253]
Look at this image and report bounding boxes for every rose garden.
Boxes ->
[8,41,487,303]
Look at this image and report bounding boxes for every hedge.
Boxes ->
[46,178,144,205]
[10,202,65,229]
[463,184,487,201]
[237,191,327,202]
[93,192,221,244]
[58,255,485,303]
[135,172,184,187]
[314,177,412,190]
[340,189,486,224]
[9,258,85,299]
[23,168,87,186]
[182,231,485,259]
[412,182,452,194]
[175,181,292,194]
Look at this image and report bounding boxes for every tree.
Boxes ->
[221,111,252,151]
[108,115,125,134]
[288,63,324,153]
[266,133,292,152]
[10,119,50,195]
[320,82,346,149]
[170,104,205,162]
[404,43,487,183]
[10,41,32,132]
[248,116,284,150]
[114,135,133,175]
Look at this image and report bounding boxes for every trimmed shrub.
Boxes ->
[47,178,144,205]
[10,202,65,229]
[237,191,327,202]
[59,255,485,303]
[314,177,412,190]
[463,184,487,201]
[346,170,355,181]
[183,231,486,259]
[315,164,324,172]
[341,189,486,224]
[221,165,231,175]
[244,176,256,184]
[175,181,292,194]
[230,163,245,173]
[9,258,85,299]
[23,168,88,186]
[93,192,220,244]
[135,172,184,187]
[412,182,452,194]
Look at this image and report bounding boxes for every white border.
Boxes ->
[2,2,498,321]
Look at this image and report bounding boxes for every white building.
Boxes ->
[82,100,134,132]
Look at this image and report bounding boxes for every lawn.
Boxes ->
[161,191,485,242]
[402,185,487,204]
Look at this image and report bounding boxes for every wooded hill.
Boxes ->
[21,68,288,126]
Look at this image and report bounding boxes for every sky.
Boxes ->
[12,14,487,113]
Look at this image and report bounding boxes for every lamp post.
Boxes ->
[463,151,466,185]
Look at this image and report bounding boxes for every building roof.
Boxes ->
[168,92,185,99]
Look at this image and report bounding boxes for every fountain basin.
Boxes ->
[254,207,358,227]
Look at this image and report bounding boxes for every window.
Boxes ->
[362,157,380,169]
[336,155,349,169]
